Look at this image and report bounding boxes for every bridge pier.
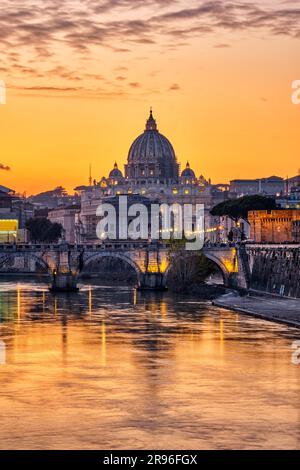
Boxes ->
[138,272,167,291]
[225,272,242,289]
[50,272,79,293]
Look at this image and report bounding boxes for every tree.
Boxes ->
[211,195,277,223]
[26,218,62,243]
[167,238,217,293]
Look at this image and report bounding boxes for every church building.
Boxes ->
[75,110,228,242]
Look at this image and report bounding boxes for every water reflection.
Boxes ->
[0,280,300,450]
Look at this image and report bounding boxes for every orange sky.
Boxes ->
[0,0,299,195]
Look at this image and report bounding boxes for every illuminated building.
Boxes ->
[0,186,23,242]
[0,219,18,243]
[277,183,300,210]
[248,209,300,243]
[229,176,284,197]
[76,110,228,243]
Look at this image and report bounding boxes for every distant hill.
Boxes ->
[28,186,80,209]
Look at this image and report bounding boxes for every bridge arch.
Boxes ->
[202,252,231,285]
[81,251,143,281]
[163,251,231,287]
[0,252,51,274]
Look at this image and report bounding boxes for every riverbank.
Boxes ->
[213,292,300,328]
[169,283,229,299]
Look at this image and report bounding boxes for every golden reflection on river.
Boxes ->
[0,281,300,450]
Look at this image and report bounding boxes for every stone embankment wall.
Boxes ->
[248,246,300,298]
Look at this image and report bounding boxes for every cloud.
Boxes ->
[1,1,299,59]
[84,73,105,80]
[10,85,84,92]
[8,82,132,100]
[113,48,132,53]
[214,43,231,48]
[169,83,180,91]
[0,0,299,98]
[150,1,300,41]
[129,82,141,88]
[47,66,82,81]
[89,0,178,14]
[114,66,128,72]
[0,163,11,171]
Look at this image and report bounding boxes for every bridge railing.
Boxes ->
[245,243,300,250]
[0,241,241,252]
[203,242,238,250]
[0,242,160,252]
[0,243,60,251]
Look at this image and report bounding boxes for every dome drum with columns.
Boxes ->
[97,110,212,193]
[76,110,221,198]
[124,110,179,183]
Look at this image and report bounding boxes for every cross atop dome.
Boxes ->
[145,107,157,131]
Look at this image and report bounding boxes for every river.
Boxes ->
[0,280,299,450]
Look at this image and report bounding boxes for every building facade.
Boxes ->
[75,111,228,243]
[277,185,300,210]
[230,176,284,197]
[248,209,300,243]
[48,205,80,243]
[286,175,300,194]
[0,186,32,243]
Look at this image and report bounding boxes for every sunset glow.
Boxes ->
[0,0,299,194]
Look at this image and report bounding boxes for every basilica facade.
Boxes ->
[75,110,228,242]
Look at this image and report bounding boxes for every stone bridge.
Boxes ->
[0,242,298,296]
[0,242,243,289]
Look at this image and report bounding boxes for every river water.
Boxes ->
[0,280,299,450]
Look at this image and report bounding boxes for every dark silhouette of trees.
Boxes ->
[167,238,217,292]
[26,218,62,243]
[211,195,277,223]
